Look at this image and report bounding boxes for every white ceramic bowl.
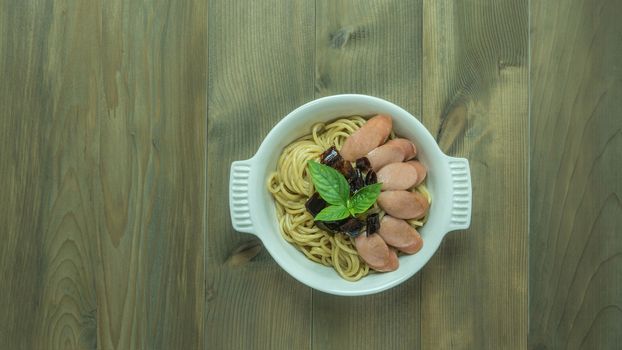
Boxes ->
[229,94,471,296]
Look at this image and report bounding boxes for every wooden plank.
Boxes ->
[205,1,314,349]
[0,2,51,348]
[529,1,622,348]
[312,1,423,349]
[421,1,528,349]
[0,1,207,349]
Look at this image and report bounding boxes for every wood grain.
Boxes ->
[529,0,622,348]
[313,1,423,349]
[4,0,621,348]
[0,1,207,349]
[421,1,528,349]
[205,0,315,349]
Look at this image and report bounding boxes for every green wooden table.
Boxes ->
[1,0,620,349]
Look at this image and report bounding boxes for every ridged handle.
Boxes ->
[446,156,472,232]
[229,159,255,235]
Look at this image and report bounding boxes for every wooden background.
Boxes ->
[0,0,619,349]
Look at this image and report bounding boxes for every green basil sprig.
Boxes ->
[348,183,382,215]
[307,160,382,221]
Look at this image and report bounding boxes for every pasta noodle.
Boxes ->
[267,116,430,281]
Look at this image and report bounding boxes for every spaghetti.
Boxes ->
[267,116,430,281]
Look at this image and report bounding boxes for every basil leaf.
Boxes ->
[307,160,350,206]
[348,183,382,215]
[315,204,351,222]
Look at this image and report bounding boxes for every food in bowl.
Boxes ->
[267,114,431,281]
[229,94,471,296]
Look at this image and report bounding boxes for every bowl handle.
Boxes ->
[445,156,472,232]
[229,158,256,235]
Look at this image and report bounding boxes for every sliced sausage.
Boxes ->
[377,163,418,191]
[378,215,423,254]
[340,114,393,161]
[385,138,417,160]
[377,190,429,219]
[354,233,392,270]
[406,160,427,186]
[376,249,399,272]
[365,143,404,171]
